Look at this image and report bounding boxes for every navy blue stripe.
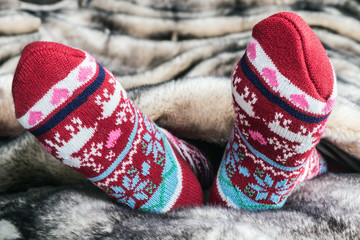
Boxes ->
[240,57,328,123]
[31,63,105,136]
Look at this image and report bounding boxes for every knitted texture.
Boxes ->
[210,12,337,210]
[162,128,214,189]
[12,41,212,212]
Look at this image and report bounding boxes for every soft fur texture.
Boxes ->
[0,0,360,239]
[1,173,359,239]
[0,75,24,137]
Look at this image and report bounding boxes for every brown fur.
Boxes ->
[128,77,234,144]
[0,74,24,137]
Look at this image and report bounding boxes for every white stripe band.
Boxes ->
[18,53,97,129]
[246,37,336,115]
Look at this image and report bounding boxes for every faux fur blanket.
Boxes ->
[1,0,360,239]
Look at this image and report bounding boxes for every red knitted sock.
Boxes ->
[12,41,212,212]
[210,12,336,210]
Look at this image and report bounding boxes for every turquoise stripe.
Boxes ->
[236,126,304,171]
[218,155,261,209]
[88,105,139,182]
[139,133,179,212]
[217,153,286,210]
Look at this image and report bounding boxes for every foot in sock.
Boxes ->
[12,41,212,212]
[210,12,336,210]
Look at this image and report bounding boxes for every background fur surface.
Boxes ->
[1,173,359,239]
[0,0,360,239]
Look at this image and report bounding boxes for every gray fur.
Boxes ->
[0,74,24,137]
[0,10,40,35]
[0,220,22,240]
[0,174,359,239]
[0,131,87,193]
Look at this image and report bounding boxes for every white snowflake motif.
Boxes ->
[105,150,116,162]
[235,112,250,127]
[82,142,104,173]
[267,136,295,164]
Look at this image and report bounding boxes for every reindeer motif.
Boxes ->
[95,78,123,120]
[267,113,325,156]
[44,117,97,168]
[232,86,258,118]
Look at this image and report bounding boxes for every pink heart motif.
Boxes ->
[248,42,257,60]
[51,88,69,106]
[106,129,122,148]
[28,111,43,126]
[249,130,267,145]
[322,99,335,113]
[290,94,310,109]
[262,67,279,88]
[77,66,93,82]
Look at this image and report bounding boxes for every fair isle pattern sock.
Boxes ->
[210,12,337,210]
[12,41,210,212]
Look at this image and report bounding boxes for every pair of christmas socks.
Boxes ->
[12,12,336,212]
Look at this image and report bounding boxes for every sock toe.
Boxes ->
[12,41,87,120]
[13,42,97,131]
[252,12,335,102]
